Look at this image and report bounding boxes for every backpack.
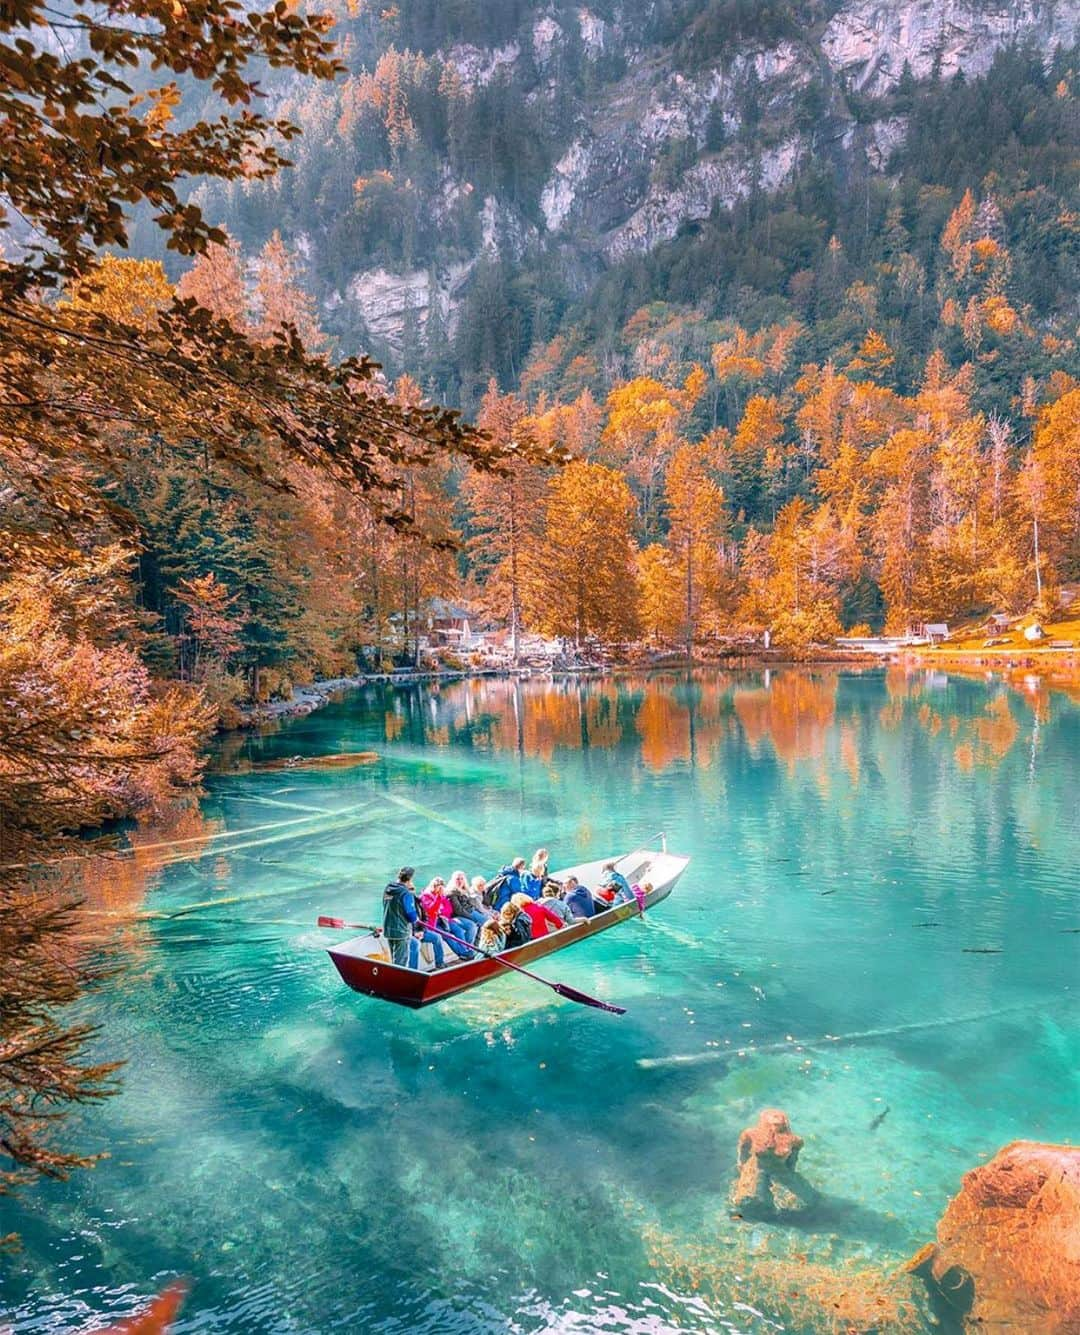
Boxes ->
[483,872,510,908]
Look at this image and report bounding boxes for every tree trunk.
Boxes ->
[510,497,520,667]
[1033,514,1042,600]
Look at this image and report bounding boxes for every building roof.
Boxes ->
[427,597,472,622]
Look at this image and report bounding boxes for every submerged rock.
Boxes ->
[731,1108,817,1219]
[908,1140,1080,1332]
[644,1217,933,1335]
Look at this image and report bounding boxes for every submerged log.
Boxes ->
[908,1141,1080,1332]
[231,751,380,773]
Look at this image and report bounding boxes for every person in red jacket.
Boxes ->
[511,892,565,938]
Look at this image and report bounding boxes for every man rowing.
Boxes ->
[382,866,447,970]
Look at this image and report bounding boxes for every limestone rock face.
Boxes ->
[343,262,473,352]
[822,0,1080,98]
[731,1108,816,1219]
[911,1141,1080,1332]
[320,0,1080,350]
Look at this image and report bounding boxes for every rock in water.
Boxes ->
[908,1141,1080,1331]
[731,1108,816,1219]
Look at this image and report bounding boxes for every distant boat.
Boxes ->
[327,844,690,1008]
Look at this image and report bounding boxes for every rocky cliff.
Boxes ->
[323,0,1080,354]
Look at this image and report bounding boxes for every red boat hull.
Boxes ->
[327,876,678,1008]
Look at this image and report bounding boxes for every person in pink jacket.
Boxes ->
[419,876,476,955]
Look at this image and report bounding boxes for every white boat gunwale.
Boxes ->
[329,845,689,977]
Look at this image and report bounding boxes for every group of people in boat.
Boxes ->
[380,850,650,970]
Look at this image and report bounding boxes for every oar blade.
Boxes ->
[552,982,626,1014]
[317,916,346,929]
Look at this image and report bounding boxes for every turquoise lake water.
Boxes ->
[2,667,1078,1332]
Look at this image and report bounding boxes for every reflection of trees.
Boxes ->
[3,790,213,1224]
[78,800,220,914]
[386,670,1063,787]
[632,675,730,771]
[0,885,120,1223]
[407,673,739,772]
[409,678,630,759]
[635,687,691,769]
[878,676,1025,772]
[733,672,838,770]
[953,693,1021,771]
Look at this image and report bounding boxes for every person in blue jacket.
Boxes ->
[523,848,549,899]
[598,861,634,905]
[491,856,527,910]
[563,874,595,920]
[381,866,446,969]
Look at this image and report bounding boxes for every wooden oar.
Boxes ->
[316,916,626,1015]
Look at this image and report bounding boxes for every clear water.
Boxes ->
[3,668,1078,1333]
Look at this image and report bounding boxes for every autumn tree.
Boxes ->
[528,390,603,459]
[176,233,248,328]
[1021,388,1080,600]
[253,231,326,352]
[925,415,989,617]
[600,368,706,536]
[637,544,683,645]
[0,551,213,1210]
[462,384,548,663]
[387,377,459,665]
[869,428,934,632]
[524,462,639,644]
[61,256,174,331]
[174,573,244,681]
[665,441,728,657]
[739,499,849,652]
[731,394,787,520]
[1016,448,1051,606]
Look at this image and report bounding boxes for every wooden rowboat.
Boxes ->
[327,843,690,1008]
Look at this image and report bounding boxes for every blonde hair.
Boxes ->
[511,892,532,911]
[531,848,548,873]
[448,870,468,892]
[471,875,486,895]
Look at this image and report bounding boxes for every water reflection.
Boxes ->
[377,665,1055,777]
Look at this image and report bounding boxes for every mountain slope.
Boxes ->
[185,0,1080,404]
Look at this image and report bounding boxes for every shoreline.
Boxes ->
[230,650,873,730]
[233,645,1080,731]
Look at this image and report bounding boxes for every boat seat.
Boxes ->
[345,934,391,964]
